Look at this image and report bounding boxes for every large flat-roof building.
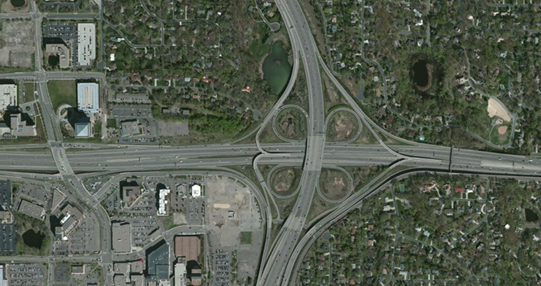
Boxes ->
[45,43,70,69]
[120,120,140,137]
[77,23,96,66]
[146,241,170,282]
[174,261,187,286]
[0,84,17,111]
[17,200,45,220]
[0,264,8,286]
[112,222,132,253]
[77,82,99,114]
[174,236,201,262]
[9,113,36,137]
[120,180,141,207]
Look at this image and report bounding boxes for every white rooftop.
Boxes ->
[191,184,201,198]
[77,23,96,66]
[0,84,17,110]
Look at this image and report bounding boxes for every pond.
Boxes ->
[412,59,429,87]
[262,41,292,95]
[10,0,25,8]
[22,229,45,249]
[525,208,539,222]
[48,55,59,67]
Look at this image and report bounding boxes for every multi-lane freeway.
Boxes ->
[1,0,541,285]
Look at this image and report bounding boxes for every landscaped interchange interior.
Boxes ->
[0,0,540,285]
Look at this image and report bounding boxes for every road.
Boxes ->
[1,1,540,285]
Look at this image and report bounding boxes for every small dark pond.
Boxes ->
[525,208,538,222]
[412,60,429,87]
[11,0,25,8]
[48,55,59,67]
[22,229,45,249]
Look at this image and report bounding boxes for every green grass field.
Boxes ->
[23,82,35,102]
[240,231,252,245]
[47,80,76,110]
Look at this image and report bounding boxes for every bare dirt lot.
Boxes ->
[0,19,34,68]
[1,0,30,13]
[327,110,359,142]
[205,176,263,283]
[270,167,301,196]
[276,108,307,141]
[487,98,512,122]
[319,168,350,201]
[157,120,189,137]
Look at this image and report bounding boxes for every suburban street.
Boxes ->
[0,0,541,285]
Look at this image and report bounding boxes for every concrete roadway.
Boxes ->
[0,144,540,175]
[256,0,328,284]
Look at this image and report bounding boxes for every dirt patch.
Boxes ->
[276,108,306,140]
[0,19,34,68]
[319,168,349,201]
[1,0,30,13]
[498,125,508,135]
[270,167,301,196]
[487,98,512,122]
[157,120,189,137]
[327,110,358,142]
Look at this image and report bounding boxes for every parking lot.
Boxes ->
[173,196,204,225]
[17,183,50,207]
[54,263,70,283]
[43,23,79,66]
[123,215,160,248]
[110,105,153,120]
[212,248,232,286]
[0,224,16,255]
[68,215,101,254]
[7,264,46,286]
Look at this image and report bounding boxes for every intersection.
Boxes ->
[0,0,540,285]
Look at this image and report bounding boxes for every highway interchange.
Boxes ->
[0,0,540,285]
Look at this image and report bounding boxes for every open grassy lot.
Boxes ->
[47,80,76,110]
[240,231,252,245]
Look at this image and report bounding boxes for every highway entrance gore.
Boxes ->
[0,0,540,285]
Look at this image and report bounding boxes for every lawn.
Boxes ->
[23,82,35,102]
[240,231,252,245]
[47,80,76,111]
[14,212,52,256]
[157,215,176,230]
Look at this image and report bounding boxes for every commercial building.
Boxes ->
[0,123,10,137]
[112,222,132,253]
[77,82,99,114]
[174,236,201,262]
[77,23,96,66]
[191,185,201,198]
[56,203,83,239]
[45,43,71,69]
[17,200,45,220]
[120,179,141,206]
[174,261,187,286]
[9,113,36,137]
[157,188,170,216]
[0,264,7,286]
[0,84,16,110]
[146,241,170,282]
[61,203,83,219]
[71,265,85,274]
[120,120,140,137]
[75,122,91,138]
